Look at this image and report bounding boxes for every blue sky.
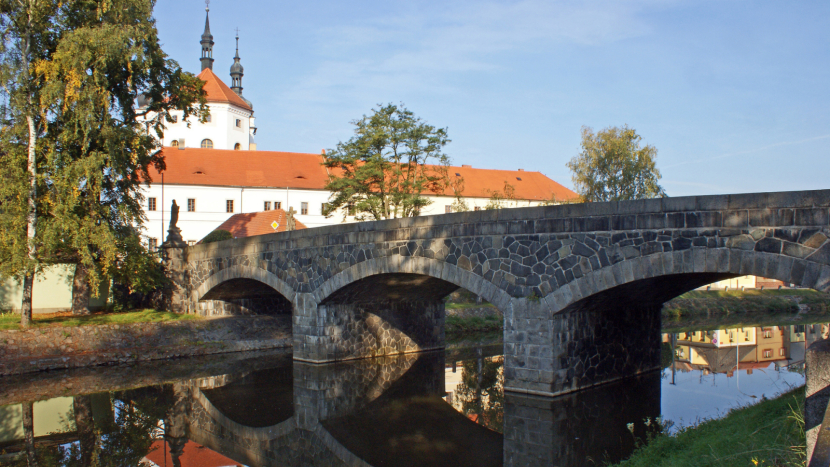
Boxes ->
[153,0,829,196]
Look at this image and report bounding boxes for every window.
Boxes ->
[170,115,178,123]
[201,139,214,149]
[321,203,327,215]
[474,206,481,211]
[763,330,773,339]
[187,240,197,246]
[445,206,452,213]
[235,119,242,128]
[275,201,282,210]
[187,198,196,212]
[516,177,522,181]
[234,143,241,150]
[148,238,158,252]
[763,349,772,358]
[171,140,179,148]
[347,203,355,216]
[264,201,271,211]
[148,197,157,211]
[226,200,234,213]
[779,348,786,357]
[301,202,308,215]
[204,114,211,123]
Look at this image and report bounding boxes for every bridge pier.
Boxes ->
[294,298,445,363]
[504,296,661,397]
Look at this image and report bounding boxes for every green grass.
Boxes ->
[0,309,200,331]
[614,387,806,467]
[445,302,496,310]
[445,314,502,337]
[664,289,830,320]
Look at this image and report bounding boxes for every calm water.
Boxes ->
[0,321,824,466]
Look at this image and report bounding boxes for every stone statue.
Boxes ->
[286,207,297,232]
[162,200,186,248]
[169,200,180,231]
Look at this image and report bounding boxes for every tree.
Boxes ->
[567,125,666,202]
[0,0,206,324]
[484,181,518,210]
[322,103,451,221]
[0,0,62,327]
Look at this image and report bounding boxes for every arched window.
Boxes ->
[170,140,179,148]
[234,143,241,150]
[201,139,213,149]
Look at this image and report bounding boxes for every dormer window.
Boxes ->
[235,119,242,128]
[201,139,213,149]
[234,143,241,150]
[171,140,179,148]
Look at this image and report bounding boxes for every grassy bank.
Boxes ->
[664,289,829,318]
[0,309,200,331]
[445,314,502,339]
[614,387,805,467]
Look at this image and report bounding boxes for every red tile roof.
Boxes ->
[213,209,308,238]
[148,148,329,189]
[144,440,240,467]
[150,148,578,202]
[197,68,252,111]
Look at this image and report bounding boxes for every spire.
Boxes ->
[200,0,214,71]
[230,30,244,96]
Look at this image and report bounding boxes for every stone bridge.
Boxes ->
[173,189,830,397]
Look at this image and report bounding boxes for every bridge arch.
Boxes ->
[311,255,514,310]
[548,247,830,314]
[194,264,295,316]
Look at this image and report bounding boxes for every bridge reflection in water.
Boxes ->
[0,348,661,466]
[153,350,658,466]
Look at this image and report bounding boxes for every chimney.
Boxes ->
[517,168,524,171]
[462,164,471,168]
[321,149,326,155]
[177,138,185,149]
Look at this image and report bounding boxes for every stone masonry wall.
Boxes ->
[0,316,291,376]
[182,190,830,396]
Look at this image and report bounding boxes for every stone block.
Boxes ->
[796,208,830,226]
[723,210,749,228]
[662,195,697,212]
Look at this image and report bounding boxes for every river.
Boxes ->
[0,317,824,466]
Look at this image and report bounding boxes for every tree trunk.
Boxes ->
[22,402,37,467]
[21,5,38,328]
[73,396,96,465]
[21,273,33,327]
[72,265,90,315]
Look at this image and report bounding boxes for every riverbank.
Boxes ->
[0,315,292,376]
[0,308,199,331]
[613,387,805,466]
[664,289,830,318]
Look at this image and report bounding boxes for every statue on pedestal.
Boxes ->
[162,200,187,248]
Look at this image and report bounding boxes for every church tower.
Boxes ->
[200,2,214,71]
[230,34,244,95]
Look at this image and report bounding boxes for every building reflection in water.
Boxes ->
[665,324,829,379]
[1,324,820,466]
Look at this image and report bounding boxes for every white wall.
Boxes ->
[142,184,333,244]
[142,183,552,245]
[141,102,254,151]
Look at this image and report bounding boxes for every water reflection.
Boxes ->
[0,322,825,466]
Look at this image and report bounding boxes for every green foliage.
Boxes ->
[0,0,207,304]
[201,229,233,244]
[484,181,518,210]
[614,387,805,466]
[567,125,666,202]
[322,103,452,221]
[454,356,505,432]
